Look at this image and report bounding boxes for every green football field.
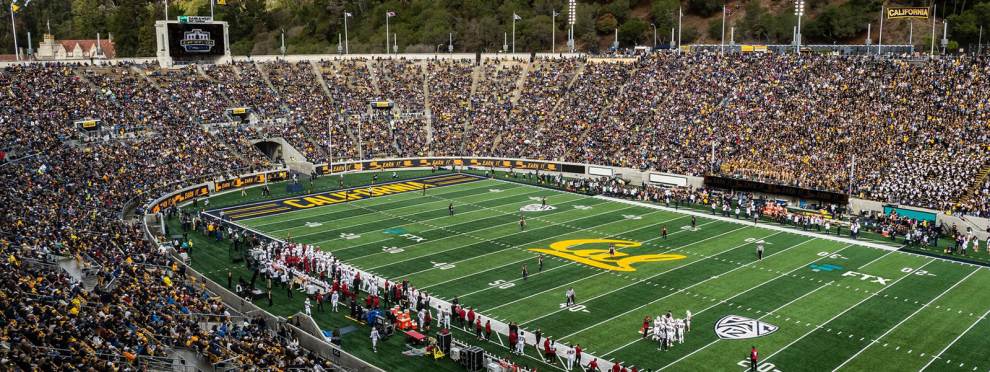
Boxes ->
[213,173,990,372]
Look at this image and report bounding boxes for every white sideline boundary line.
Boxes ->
[482,218,721,314]
[288,186,552,242]
[231,176,496,223]
[761,259,938,363]
[597,196,989,270]
[312,191,587,258]
[258,181,535,232]
[831,267,981,371]
[207,172,484,215]
[653,244,857,369]
[520,224,758,327]
[209,179,987,372]
[919,307,990,371]
[372,205,645,275]
[551,229,788,341]
[442,214,697,299]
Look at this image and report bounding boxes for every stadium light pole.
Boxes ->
[877,6,884,54]
[794,0,804,54]
[552,9,558,54]
[164,0,168,19]
[210,0,214,18]
[344,12,352,54]
[670,27,675,51]
[512,13,521,54]
[385,11,396,54]
[568,0,577,53]
[720,4,726,55]
[650,23,657,49]
[677,7,682,54]
[930,4,936,56]
[10,4,19,60]
[613,27,618,50]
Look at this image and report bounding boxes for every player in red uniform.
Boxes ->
[749,346,759,371]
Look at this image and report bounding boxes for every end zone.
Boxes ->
[208,173,484,221]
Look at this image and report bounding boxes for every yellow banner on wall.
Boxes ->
[887,7,930,19]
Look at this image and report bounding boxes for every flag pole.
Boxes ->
[10,4,19,61]
[930,4,936,56]
[720,4,726,55]
[877,6,884,55]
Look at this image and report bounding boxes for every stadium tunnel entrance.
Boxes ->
[253,140,283,162]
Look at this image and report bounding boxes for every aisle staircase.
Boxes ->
[958,163,990,205]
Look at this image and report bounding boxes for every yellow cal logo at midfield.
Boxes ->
[528,239,686,272]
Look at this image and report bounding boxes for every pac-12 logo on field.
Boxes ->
[521,204,556,212]
[714,315,779,340]
[527,239,685,272]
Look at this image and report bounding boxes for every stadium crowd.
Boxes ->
[2,51,990,368]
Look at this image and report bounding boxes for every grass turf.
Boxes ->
[179,172,990,372]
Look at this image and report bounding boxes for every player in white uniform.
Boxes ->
[331,290,340,312]
[685,310,692,332]
[304,298,312,316]
[675,318,685,344]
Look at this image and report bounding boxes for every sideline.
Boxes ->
[597,196,988,270]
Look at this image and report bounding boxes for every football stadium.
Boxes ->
[2,1,990,371]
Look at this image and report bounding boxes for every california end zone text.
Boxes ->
[216,174,481,221]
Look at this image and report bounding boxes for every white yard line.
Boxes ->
[831,267,981,371]
[438,214,697,297]
[552,230,800,341]
[334,194,591,262]
[286,189,580,251]
[919,308,990,371]
[227,174,491,223]
[599,196,987,270]
[484,219,725,313]
[270,185,542,237]
[651,244,856,369]
[368,205,643,275]
[208,173,480,214]
[762,258,938,363]
[255,181,528,231]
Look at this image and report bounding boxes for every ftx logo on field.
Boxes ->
[842,271,890,285]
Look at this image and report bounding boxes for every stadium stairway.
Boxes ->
[365,59,384,96]
[310,61,335,100]
[55,256,90,288]
[254,61,291,114]
[469,63,481,97]
[422,65,435,154]
[960,164,990,204]
[509,60,531,104]
[169,348,215,372]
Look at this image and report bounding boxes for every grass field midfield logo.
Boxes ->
[528,239,686,272]
[521,204,556,212]
[715,315,779,340]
